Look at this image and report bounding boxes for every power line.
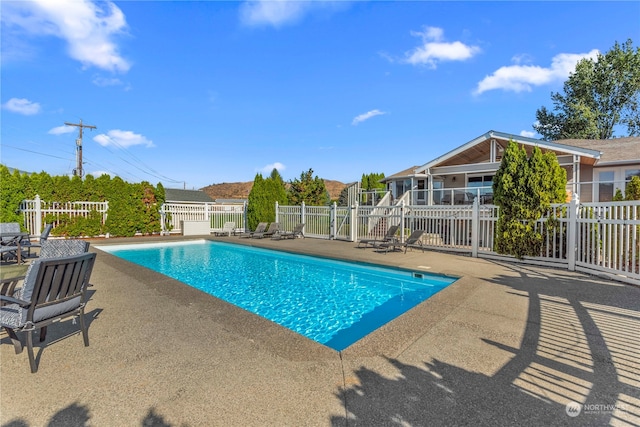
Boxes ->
[95,133,183,184]
[0,144,74,161]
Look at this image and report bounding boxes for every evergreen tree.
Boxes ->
[288,169,329,206]
[493,141,567,259]
[361,172,385,191]
[0,166,24,224]
[338,186,350,206]
[247,174,270,230]
[246,168,289,229]
[626,176,640,200]
[266,168,288,206]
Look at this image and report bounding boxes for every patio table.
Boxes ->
[0,231,29,264]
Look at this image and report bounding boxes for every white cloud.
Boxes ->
[92,76,123,87]
[2,98,41,115]
[1,0,130,73]
[520,130,536,138]
[240,0,310,27]
[473,49,599,95]
[404,26,481,68]
[93,130,154,148]
[260,162,286,174]
[48,125,75,135]
[352,109,386,126]
[239,0,346,28]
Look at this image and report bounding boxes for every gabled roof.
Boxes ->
[381,166,424,182]
[164,188,215,203]
[555,136,640,165]
[415,130,602,173]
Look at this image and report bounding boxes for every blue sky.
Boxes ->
[1,1,639,190]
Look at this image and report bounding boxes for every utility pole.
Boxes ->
[65,119,96,177]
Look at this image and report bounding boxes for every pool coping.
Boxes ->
[92,236,467,359]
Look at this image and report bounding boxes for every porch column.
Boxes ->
[573,155,580,201]
[428,172,434,205]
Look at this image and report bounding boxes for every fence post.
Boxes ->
[567,197,578,271]
[301,201,306,229]
[275,201,279,223]
[160,204,166,235]
[330,202,336,240]
[400,201,406,243]
[471,197,479,258]
[243,201,248,231]
[350,202,358,242]
[35,194,42,237]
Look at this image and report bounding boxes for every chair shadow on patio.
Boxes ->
[331,263,640,426]
[2,403,173,427]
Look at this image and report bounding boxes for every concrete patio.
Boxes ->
[1,235,639,426]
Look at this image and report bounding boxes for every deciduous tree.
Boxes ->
[534,39,640,140]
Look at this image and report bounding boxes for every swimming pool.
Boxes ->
[96,240,457,351]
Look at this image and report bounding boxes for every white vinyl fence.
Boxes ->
[18,196,639,285]
[20,195,109,239]
[160,202,246,235]
[575,201,640,283]
[276,199,640,286]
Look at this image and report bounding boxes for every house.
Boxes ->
[382,130,640,205]
[164,188,215,204]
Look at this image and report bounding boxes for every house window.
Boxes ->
[467,175,494,203]
[598,171,615,201]
[468,175,494,193]
[594,168,639,201]
[626,169,640,193]
[395,179,411,198]
[416,179,426,203]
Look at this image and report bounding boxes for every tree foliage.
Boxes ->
[0,165,165,237]
[626,176,640,200]
[246,169,288,230]
[493,141,567,259]
[287,169,329,206]
[534,39,640,140]
[361,172,385,191]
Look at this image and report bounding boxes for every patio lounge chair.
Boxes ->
[239,222,268,238]
[357,224,400,249]
[252,222,279,239]
[21,223,53,257]
[0,252,96,373]
[377,229,426,253]
[1,239,92,341]
[214,221,236,237]
[38,239,90,259]
[273,223,305,240]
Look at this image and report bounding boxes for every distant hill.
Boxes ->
[201,179,348,201]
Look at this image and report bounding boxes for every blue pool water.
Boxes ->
[96,240,456,351]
